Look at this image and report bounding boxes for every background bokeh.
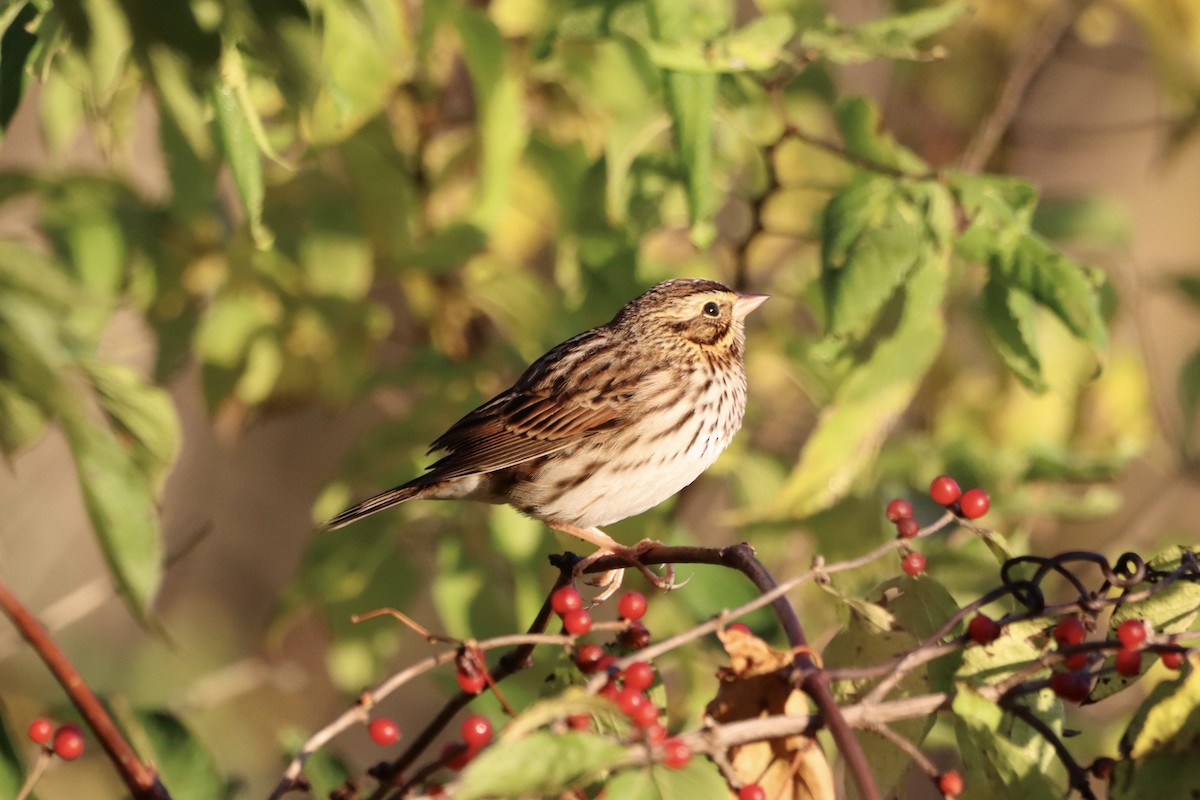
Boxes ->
[0,0,1198,796]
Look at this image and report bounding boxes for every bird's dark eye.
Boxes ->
[702,301,720,317]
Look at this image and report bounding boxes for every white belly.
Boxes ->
[527,368,745,528]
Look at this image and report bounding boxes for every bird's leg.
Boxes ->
[547,522,675,602]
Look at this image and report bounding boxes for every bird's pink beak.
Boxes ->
[733,292,769,320]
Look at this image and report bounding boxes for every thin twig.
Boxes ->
[0,580,170,800]
[958,0,1086,171]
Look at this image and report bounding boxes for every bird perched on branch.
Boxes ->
[324,278,767,598]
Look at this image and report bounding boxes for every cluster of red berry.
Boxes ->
[26,717,85,761]
[886,476,992,578]
[555,587,699,768]
[367,713,493,773]
[966,612,1189,704]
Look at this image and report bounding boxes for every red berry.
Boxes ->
[937,770,965,797]
[1115,648,1142,677]
[456,670,486,695]
[1049,670,1091,703]
[551,586,584,616]
[929,475,962,506]
[1091,757,1115,780]
[567,714,591,731]
[630,701,660,729]
[1162,650,1185,670]
[1054,617,1086,647]
[28,718,54,745]
[618,620,651,650]
[967,614,1001,645]
[645,723,667,743]
[562,608,593,636]
[661,738,691,769]
[901,551,926,577]
[618,591,648,621]
[1065,651,1089,671]
[597,654,619,673]
[368,717,400,746]
[958,488,990,520]
[52,724,84,761]
[442,742,473,771]
[461,715,492,749]
[575,643,606,673]
[599,680,620,701]
[623,661,655,692]
[725,623,752,635]
[739,785,766,800]
[895,517,920,539]
[617,688,648,717]
[886,498,913,522]
[1117,619,1148,648]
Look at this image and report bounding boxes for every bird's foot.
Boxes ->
[573,539,675,604]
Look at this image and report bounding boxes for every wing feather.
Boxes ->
[423,330,665,480]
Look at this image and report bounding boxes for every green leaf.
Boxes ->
[775,245,948,516]
[0,702,22,797]
[455,731,628,800]
[834,96,928,174]
[0,379,47,453]
[308,0,407,144]
[63,418,163,617]
[634,13,795,73]
[194,291,277,367]
[956,618,1050,686]
[1032,195,1130,248]
[0,2,37,135]
[281,729,353,798]
[662,70,717,246]
[981,279,1046,392]
[603,757,728,800]
[949,171,1039,262]
[952,685,1061,800]
[800,1,970,64]
[825,594,932,797]
[989,234,1108,356]
[146,44,214,160]
[213,45,273,250]
[80,360,181,492]
[126,710,226,800]
[644,0,721,246]
[457,8,528,232]
[1112,654,1200,798]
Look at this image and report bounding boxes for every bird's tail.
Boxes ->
[321,482,431,532]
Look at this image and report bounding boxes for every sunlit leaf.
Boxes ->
[457,7,528,232]
[982,279,1046,392]
[80,360,181,492]
[213,45,273,249]
[801,1,970,64]
[456,731,627,800]
[952,685,1061,800]
[776,246,948,517]
[124,709,226,800]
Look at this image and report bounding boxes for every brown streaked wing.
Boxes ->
[423,333,664,480]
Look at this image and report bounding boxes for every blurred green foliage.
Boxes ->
[0,0,1195,796]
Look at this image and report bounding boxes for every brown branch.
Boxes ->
[958,0,1086,172]
[0,579,170,800]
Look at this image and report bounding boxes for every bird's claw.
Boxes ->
[574,539,678,604]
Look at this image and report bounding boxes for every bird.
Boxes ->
[323,278,768,597]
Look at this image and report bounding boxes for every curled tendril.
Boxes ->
[1109,552,1146,585]
[1003,578,1044,613]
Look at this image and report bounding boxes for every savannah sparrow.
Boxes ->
[324,278,767,594]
